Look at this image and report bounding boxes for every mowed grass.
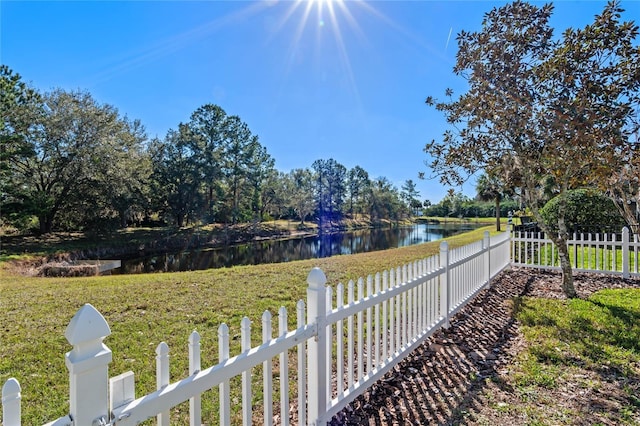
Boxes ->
[536,244,640,272]
[0,226,494,424]
[509,289,640,424]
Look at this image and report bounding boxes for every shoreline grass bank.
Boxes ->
[0,216,501,264]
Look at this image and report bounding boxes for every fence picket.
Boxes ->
[347,280,355,389]
[278,307,289,426]
[156,342,170,426]
[325,286,332,400]
[596,233,601,270]
[401,267,407,347]
[336,283,345,399]
[374,273,381,370]
[382,270,389,361]
[262,311,273,426]
[296,300,306,426]
[633,234,640,274]
[623,228,630,278]
[413,265,418,340]
[440,242,449,328]
[218,323,231,426]
[357,278,364,381]
[388,270,395,356]
[241,317,252,426]
[188,331,201,426]
[366,275,373,374]
[394,267,401,351]
[2,378,20,426]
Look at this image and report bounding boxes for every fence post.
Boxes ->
[439,242,450,328]
[307,267,327,425]
[622,227,630,279]
[483,231,491,287]
[2,378,21,426]
[64,303,112,425]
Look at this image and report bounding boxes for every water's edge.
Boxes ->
[117,223,483,274]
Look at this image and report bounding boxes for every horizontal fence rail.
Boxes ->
[2,231,511,426]
[511,227,640,278]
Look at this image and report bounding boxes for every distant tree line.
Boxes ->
[1,66,429,234]
[423,190,519,220]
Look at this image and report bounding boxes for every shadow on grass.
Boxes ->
[589,296,640,354]
[514,289,640,377]
[507,285,640,425]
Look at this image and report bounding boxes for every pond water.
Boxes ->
[116,222,484,274]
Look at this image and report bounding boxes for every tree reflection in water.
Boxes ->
[119,223,482,274]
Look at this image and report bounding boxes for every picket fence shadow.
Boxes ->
[2,231,511,426]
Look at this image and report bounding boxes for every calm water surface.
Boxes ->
[117,223,483,274]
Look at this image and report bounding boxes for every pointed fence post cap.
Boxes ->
[307,267,327,289]
[65,303,111,346]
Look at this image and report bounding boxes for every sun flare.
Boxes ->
[295,0,347,29]
[282,0,365,62]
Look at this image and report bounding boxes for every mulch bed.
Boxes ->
[328,267,640,426]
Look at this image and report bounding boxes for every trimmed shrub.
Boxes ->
[539,189,625,232]
[37,262,100,277]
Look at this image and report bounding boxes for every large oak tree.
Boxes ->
[6,87,148,233]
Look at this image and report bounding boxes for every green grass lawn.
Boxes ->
[515,289,640,379]
[530,244,639,273]
[0,226,494,424]
[510,289,640,423]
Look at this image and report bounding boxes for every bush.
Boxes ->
[539,189,625,232]
[0,211,39,235]
[37,262,100,277]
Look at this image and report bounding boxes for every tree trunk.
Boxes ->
[526,184,577,299]
[38,213,54,234]
[554,237,578,298]
[494,196,501,232]
[530,210,577,299]
[554,191,577,298]
[39,215,49,234]
[119,209,128,229]
[208,186,214,221]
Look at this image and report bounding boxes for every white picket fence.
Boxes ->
[512,227,640,278]
[2,231,511,426]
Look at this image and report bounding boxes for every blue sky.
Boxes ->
[2,1,637,203]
